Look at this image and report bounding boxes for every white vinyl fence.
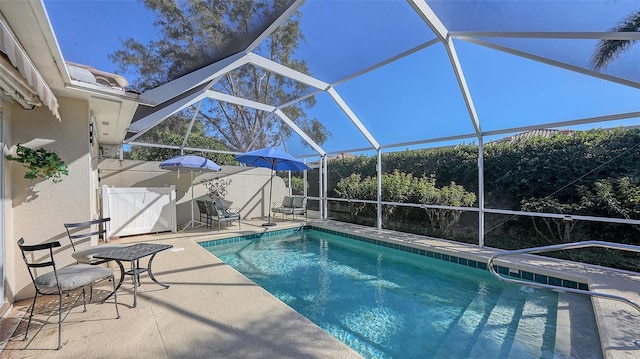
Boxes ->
[101,185,177,239]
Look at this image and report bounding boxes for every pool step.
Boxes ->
[554,292,603,359]
[431,286,495,358]
[507,289,556,358]
[432,285,562,359]
[432,285,522,358]
[465,286,523,358]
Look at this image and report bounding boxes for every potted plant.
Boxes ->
[5,144,69,183]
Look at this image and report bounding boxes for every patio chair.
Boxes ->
[17,238,120,350]
[64,218,125,266]
[206,199,241,232]
[196,199,213,228]
[272,195,307,221]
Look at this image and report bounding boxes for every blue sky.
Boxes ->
[44,0,640,158]
[45,0,157,77]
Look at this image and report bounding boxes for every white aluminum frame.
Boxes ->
[122,0,640,246]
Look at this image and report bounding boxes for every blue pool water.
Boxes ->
[203,229,558,358]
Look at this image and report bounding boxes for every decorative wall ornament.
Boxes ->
[202,177,232,199]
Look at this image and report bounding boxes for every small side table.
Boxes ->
[96,243,173,307]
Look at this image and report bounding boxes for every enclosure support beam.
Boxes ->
[478,138,485,248]
[303,158,308,199]
[323,155,328,219]
[181,100,203,151]
[413,1,486,245]
[377,149,382,230]
[126,90,208,143]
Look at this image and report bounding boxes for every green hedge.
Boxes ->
[308,128,640,271]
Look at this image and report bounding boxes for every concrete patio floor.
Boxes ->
[0,217,362,359]
[0,216,639,358]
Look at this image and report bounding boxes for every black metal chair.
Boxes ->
[17,238,120,350]
[196,200,212,228]
[64,218,125,265]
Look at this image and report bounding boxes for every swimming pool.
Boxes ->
[202,228,560,358]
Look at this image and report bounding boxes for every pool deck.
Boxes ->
[1,217,639,358]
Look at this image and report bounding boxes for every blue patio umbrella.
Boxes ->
[160,154,221,230]
[159,154,221,174]
[235,147,310,226]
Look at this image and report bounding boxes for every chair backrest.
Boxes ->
[292,196,306,208]
[211,199,227,217]
[64,218,110,251]
[282,196,294,208]
[202,200,218,219]
[17,238,61,292]
[196,200,208,215]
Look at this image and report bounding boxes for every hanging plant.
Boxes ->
[5,144,69,183]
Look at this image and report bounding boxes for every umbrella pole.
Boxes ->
[262,165,276,227]
[181,169,204,231]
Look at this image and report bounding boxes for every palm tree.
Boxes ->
[591,9,640,70]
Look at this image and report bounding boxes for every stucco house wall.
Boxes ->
[5,96,94,302]
[1,100,15,315]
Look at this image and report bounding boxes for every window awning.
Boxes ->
[0,15,60,121]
